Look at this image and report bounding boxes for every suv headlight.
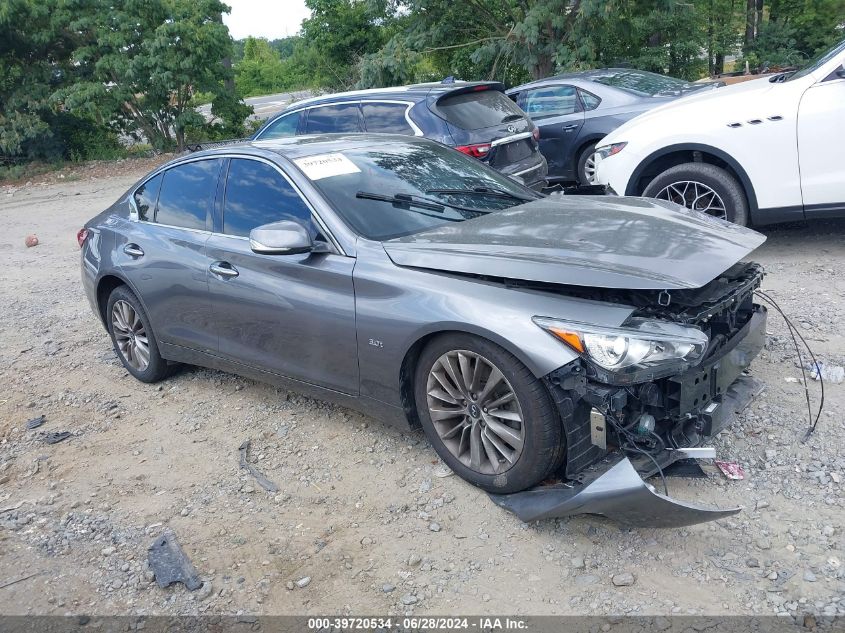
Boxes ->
[533,316,708,381]
[594,142,627,159]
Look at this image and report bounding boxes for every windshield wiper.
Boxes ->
[356,190,493,216]
[501,113,524,123]
[356,191,445,212]
[425,186,535,202]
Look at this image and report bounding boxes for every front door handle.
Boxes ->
[123,243,144,257]
[209,261,239,278]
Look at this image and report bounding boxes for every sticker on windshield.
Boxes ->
[294,153,361,180]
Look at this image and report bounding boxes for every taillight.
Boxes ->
[455,143,492,159]
[77,228,89,248]
[532,128,540,141]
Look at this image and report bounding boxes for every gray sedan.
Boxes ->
[80,135,766,526]
[507,69,721,185]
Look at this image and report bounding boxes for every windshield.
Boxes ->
[295,141,539,240]
[786,38,845,81]
[591,70,694,96]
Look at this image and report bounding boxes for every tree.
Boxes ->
[0,0,75,159]
[299,0,388,89]
[61,0,247,151]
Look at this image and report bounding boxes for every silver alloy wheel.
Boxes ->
[111,299,150,371]
[583,153,597,184]
[425,350,525,475]
[654,180,727,220]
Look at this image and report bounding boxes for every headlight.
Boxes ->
[533,316,708,377]
[594,142,627,159]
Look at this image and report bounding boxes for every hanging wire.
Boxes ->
[754,290,825,441]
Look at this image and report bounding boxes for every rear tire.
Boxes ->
[414,333,565,494]
[642,162,749,225]
[576,143,598,185]
[106,286,174,383]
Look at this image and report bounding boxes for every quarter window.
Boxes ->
[304,104,361,134]
[259,111,302,139]
[222,159,313,238]
[579,89,602,111]
[517,85,580,118]
[362,103,415,134]
[133,173,162,222]
[155,159,222,230]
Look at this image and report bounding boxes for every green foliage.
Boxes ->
[59,0,250,151]
[300,0,389,89]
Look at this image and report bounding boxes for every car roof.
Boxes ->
[173,134,433,164]
[277,81,505,111]
[506,68,666,93]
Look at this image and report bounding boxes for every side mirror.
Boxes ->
[249,220,313,255]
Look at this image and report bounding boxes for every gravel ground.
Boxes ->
[0,164,842,619]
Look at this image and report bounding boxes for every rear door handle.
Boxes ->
[123,243,144,257]
[209,261,239,278]
[562,124,579,131]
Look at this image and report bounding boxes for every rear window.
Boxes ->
[436,89,525,130]
[591,70,693,96]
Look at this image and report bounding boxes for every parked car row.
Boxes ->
[253,81,549,190]
[250,38,844,227]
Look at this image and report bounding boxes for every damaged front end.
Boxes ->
[491,262,767,527]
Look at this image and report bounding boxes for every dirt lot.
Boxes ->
[0,162,843,618]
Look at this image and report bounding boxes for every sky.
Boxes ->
[223,0,310,40]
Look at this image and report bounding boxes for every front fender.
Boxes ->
[352,241,635,408]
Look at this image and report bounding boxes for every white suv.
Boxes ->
[595,39,845,226]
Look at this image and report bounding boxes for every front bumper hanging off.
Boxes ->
[490,349,766,528]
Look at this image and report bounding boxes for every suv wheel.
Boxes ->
[106,285,174,383]
[642,162,749,225]
[414,333,565,494]
[576,143,598,185]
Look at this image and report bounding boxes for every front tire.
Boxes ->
[414,333,564,493]
[642,162,749,225]
[106,285,174,383]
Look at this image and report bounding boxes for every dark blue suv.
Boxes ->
[252,81,548,190]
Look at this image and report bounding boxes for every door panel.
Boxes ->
[116,225,214,352]
[797,75,845,208]
[207,237,358,394]
[116,160,221,352]
[208,157,358,393]
[516,84,585,179]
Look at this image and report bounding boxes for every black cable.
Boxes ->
[602,409,670,496]
[754,290,825,440]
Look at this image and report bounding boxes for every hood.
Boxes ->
[605,76,788,141]
[382,196,765,290]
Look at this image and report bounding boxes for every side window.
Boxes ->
[517,85,580,118]
[579,89,602,111]
[259,111,301,139]
[304,103,361,134]
[222,158,313,238]
[133,173,162,222]
[362,103,415,135]
[155,159,222,230]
